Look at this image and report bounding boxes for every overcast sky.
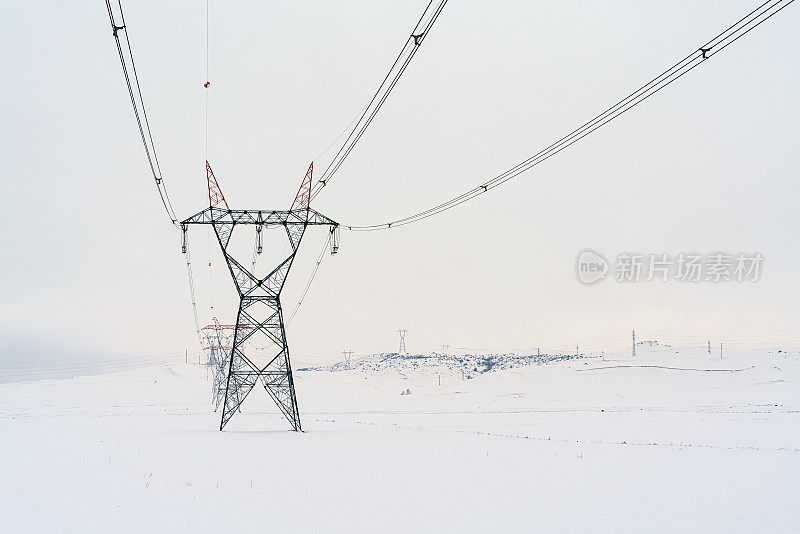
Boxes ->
[1,1,798,368]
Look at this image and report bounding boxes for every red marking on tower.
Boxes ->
[290,162,313,211]
[207,160,229,209]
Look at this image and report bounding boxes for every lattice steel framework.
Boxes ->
[200,318,252,410]
[183,161,338,431]
[200,318,228,408]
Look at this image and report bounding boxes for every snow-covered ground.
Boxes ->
[1,344,799,532]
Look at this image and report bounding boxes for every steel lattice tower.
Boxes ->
[183,161,338,431]
[397,329,407,355]
[200,318,228,408]
[200,318,251,410]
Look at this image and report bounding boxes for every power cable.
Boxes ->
[205,0,211,161]
[312,100,371,163]
[105,0,179,225]
[287,231,334,324]
[183,238,204,346]
[310,0,448,201]
[340,0,795,231]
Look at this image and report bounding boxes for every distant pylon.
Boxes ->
[632,329,636,358]
[398,329,408,355]
[200,318,250,411]
[342,350,353,369]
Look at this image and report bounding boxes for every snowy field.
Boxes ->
[1,344,799,532]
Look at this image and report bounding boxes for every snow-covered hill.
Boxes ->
[301,350,584,379]
[1,343,799,532]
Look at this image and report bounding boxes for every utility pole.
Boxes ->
[185,348,188,364]
[398,329,408,355]
[720,342,723,359]
[537,347,540,357]
[708,340,711,355]
[576,345,579,357]
[632,330,637,358]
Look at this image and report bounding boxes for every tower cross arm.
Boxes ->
[181,207,338,227]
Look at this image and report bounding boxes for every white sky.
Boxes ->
[1,1,798,366]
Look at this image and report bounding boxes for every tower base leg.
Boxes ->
[219,296,301,431]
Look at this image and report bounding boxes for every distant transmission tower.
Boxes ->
[182,161,339,431]
[398,329,408,355]
[342,350,353,369]
[200,318,251,411]
[632,329,636,358]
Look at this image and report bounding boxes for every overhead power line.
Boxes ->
[310,0,449,201]
[340,0,795,231]
[182,237,204,346]
[287,230,335,325]
[105,0,179,225]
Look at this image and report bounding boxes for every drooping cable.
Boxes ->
[183,238,205,346]
[204,1,215,316]
[105,0,179,225]
[208,228,214,312]
[205,0,210,161]
[287,232,334,325]
[340,0,795,231]
[311,103,370,165]
[310,0,448,201]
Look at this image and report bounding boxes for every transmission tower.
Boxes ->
[200,318,229,408]
[182,161,339,431]
[200,318,253,410]
[342,350,353,369]
[397,329,408,355]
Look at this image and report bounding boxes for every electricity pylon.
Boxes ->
[342,350,353,369]
[182,161,339,431]
[398,329,408,355]
[200,318,252,410]
[200,318,229,408]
